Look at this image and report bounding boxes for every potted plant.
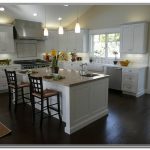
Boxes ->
[50,50,59,74]
[113,50,118,65]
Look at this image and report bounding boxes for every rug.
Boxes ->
[0,122,11,138]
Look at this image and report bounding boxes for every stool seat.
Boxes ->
[32,89,59,98]
[8,82,30,88]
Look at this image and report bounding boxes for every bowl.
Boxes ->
[119,60,130,66]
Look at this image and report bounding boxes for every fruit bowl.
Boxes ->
[119,60,130,66]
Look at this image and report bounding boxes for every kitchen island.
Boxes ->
[19,68,109,134]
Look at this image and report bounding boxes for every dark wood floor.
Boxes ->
[0,90,150,145]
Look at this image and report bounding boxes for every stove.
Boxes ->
[13,59,50,69]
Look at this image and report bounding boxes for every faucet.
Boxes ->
[80,63,87,75]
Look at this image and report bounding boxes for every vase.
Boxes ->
[113,60,118,65]
[51,67,59,74]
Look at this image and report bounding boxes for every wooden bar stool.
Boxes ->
[28,75,62,127]
[5,69,30,112]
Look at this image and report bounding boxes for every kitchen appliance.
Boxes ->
[106,66,122,90]
[13,59,50,69]
[13,19,45,40]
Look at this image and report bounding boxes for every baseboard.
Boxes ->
[123,89,145,97]
[65,108,108,134]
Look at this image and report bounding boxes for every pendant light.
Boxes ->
[58,18,64,35]
[75,17,80,33]
[44,6,48,36]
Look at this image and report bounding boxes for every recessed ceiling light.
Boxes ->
[33,13,37,16]
[0,7,5,11]
[58,17,62,21]
[64,4,69,6]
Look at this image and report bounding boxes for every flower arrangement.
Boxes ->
[112,50,118,65]
[113,50,118,60]
[50,49,59,73]
[59,51,68,61]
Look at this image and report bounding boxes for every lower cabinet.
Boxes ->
[122,68,147,97]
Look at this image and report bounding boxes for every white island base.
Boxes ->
[21,69,109,135]
[43,78,109,134]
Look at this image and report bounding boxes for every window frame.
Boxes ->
[89,27,121,59]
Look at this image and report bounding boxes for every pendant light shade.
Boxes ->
[44,27,48,36]
[58,26,64,34]
[75,17,80,33]
[75,22,80,33]
[58,19,64,35]
[44,7,48,37]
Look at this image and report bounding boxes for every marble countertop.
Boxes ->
[103,64,148,69]
[18,68,109,87]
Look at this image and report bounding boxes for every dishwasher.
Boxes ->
[106,66,122,91]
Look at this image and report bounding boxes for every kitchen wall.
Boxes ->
[67,5,150,93]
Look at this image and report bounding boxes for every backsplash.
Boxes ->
[88,53,149,66]
[121,54,149,66]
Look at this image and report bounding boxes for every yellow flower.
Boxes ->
[50,49,57,57]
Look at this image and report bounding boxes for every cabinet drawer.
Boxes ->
[122,68,138,73]
[122,83,137,93]
[122,73,138,83]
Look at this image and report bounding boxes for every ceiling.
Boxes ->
[0,4,92,29]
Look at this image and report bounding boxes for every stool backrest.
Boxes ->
[5,69,17,87]
[28,75,43,96]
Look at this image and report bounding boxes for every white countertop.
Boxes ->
[103,64,148,69]
[18,68,109,87]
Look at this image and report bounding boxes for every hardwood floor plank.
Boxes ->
[0,90,150,144]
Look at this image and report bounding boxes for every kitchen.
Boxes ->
[0,4,150,146]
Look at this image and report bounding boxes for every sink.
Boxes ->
[81,73,99,77]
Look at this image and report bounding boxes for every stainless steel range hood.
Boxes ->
[13,19,45,40]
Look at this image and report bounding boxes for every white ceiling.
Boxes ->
[0,4,92,29]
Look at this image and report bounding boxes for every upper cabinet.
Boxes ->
[0,25,15,53]
[45,29,89,53]
[59,29,89,53]
[120,22,148,54]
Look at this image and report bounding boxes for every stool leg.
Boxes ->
[57,94,62,123]
[14,88,18,112]
[21,88,25,105]
[31,96,35,124]
[40,98,43,127]
[46,97,51,116]
[8,87,12,110]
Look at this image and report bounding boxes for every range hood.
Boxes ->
[13,19,45,40]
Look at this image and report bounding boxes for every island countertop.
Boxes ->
[18,68,109,87]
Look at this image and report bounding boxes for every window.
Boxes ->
[91,32,120,58]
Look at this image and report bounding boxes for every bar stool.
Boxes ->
[28,75,62,127]
[5,69,30,112]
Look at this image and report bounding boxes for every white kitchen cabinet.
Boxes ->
[122,67,147,97]
[120,22,148,54]
[46,29,89,53]
[45,31,59,51]
[59,30,81,52]
[0,25,15,53]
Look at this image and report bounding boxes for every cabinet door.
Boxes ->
[133,23,147,53]
[75,33,83,52]
[121,25,133,53]
[67,31,76,51]
[0,26,14,53]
